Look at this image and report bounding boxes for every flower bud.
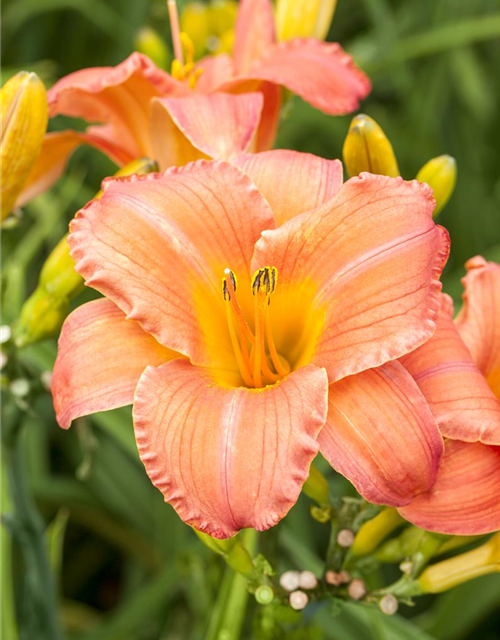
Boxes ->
[1,71,48,221]
[416,155,456,217]
[289,590,308,610]
[134,27,170,70]
[276,0,337,41]
[343,114,399,179]
[351,508,404,557]
[418,532,500,594]
[14,288,69,348]
[180,2,211,58]
[302,463,329,506]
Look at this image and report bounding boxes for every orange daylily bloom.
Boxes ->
[16,0,370,207]
[52,152,448,538]
[399,257,500,534]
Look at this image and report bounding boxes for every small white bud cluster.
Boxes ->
[280,569,319,611]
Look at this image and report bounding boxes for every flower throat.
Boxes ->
[222,267,291,388]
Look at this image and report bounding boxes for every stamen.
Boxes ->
[224,269,255,345]
[222,275,254,388]
[167,0,184,65]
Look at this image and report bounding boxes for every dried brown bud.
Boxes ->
[379,594,399,615]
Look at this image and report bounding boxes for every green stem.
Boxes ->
[204,529,257,640]
[1,459,18,640]
[3,417,64,640]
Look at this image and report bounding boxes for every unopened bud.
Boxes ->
[325,570,350,586]
[416,155,457,217]
[280,570,300,592]
[418,532,500,594]
[379,594,398,615]
[14,288,69,348]
[1,71,48,221]
[399,559,413,575]
[351,508,404,557]
[298,571,318,590]
[10,378,30,398]
[135,27,170,70]
[343,114,399,179]
[255,585,274,605]
[337,528,355,548]
[276,0,337,41]
[180,2,211,58]
[0,326,11,344]
[348,578,367,601]
[303,464,329,506]
[289,590,308,610]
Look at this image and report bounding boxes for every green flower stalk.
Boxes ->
[195,530,255,578]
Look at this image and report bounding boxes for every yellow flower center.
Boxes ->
[222,266,294,388]
[170,32,205,89]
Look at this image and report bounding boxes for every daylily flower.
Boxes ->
[16,0,370,207]
[399,257,500,534]
[52,151,449,538]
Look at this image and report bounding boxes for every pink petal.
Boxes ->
[222,39,371,115]
[232,0,276,75]
[456,256,500,398]
[399,440,500,535]
[15,130,131,207]
[195,54,234,92]
[401,294,500,444]
[252,81,282,151]
[48,53,186,158]
[253,173,450,382]
[150,92,263,169]
[52,299,176,429]
[234,150,342,225]
[133,360,328,538]
[318,361,443,506]
[68,161,275,367]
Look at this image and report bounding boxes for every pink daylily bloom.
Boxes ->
[52,153,448,538]
[399,257,500,534]
[17,0,370,205]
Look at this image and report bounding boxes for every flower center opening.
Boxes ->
[222,266,291,388]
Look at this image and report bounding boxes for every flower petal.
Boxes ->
[318,361,443,506]
[232,0,276,75]
[223,40,371,115]
[15,130,130,207]
[234,150,342,225]
[133,360,328,538]
[399,440,500,535]
[48,53,186,158]
[52,299,176,429]
[456,256,500,398]
[401,294,500,444]
[68,161,275,366]
[253,173,450,381]
[150,92,263,169]
[195,54,234,92]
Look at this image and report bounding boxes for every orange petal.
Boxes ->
[194,54,234,92]
[318,361,443,506]
[48,53,186,158]
[401,294,500,444]
[223,40,371,115]
[52,299,176,429]
[68,161,275,366]
[399,440,500,535]
[134,360,328,538]
[456,256,500,398]
[15,130,131,207]
[253,173,450,381]
[150,92,263,169]
[232,0,276,75]
[234,150,342,225]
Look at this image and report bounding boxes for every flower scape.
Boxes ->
[1,0,499,638]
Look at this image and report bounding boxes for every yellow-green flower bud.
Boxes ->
[195,530,255,578]
[180,2,211,58]
[276,0,337,41]
[418,532,500,594]
[134,27,170,70]
[351,509,404,558]
[40,235,85,300]
[1,71,48,221]
[416,154,457,217]
[343,114,400,179]
[302,463,329,506]
[15,288,69,348]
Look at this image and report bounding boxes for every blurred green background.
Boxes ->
[1,0,500,639]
